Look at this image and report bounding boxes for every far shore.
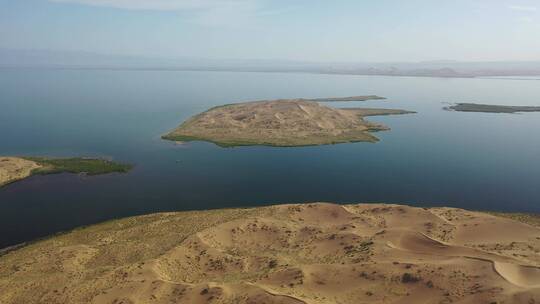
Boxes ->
[4,64,540,80]
[445,103,540,113]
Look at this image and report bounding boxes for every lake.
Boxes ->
[1,69,539,248]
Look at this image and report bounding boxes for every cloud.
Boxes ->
[518,16,534,23]
[49,0,251,11]
[48,0,277,27]
[508,5,537,12]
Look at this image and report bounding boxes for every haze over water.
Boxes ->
[1,68,539,248]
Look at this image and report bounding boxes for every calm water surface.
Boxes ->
[1,69,539,247]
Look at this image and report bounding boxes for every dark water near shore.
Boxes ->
[1,69,540,248]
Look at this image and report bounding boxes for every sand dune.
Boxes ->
[0,203,539,303]
[494,262,540,288]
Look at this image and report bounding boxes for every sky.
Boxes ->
[0,0,539,62]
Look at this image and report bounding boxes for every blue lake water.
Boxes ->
[1,69,540,248]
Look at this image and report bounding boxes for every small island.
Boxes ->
[0,156,132,187]
[446,103,540,113]
[304,95,386,102]
[162,99,414,147]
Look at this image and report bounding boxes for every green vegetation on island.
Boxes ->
[24,157,132,176]
[0,156,132,188]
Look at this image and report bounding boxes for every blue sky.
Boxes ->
[1,0,539,62]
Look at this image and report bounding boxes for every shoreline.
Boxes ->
[1,202,538,252]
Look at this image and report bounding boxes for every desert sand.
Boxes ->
[0,157,41,187]
[162,99,414,147]
[1,202,539,304]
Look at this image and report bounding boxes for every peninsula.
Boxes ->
[0,156,132,187]
[1,202,539,304]
[162,99,414,147]
[304,95,386,102]
[446,103,540,113]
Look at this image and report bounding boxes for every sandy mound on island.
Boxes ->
[163,99,413,147]
[1,203,539,304]
[0,157,41,186]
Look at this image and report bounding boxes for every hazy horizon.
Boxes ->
[4,47,540,64]
[1,0,540,63]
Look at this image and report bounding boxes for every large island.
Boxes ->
[1,202,539,304]
[162,99,414,147]
[0,156,132,187]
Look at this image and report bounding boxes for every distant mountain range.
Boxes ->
[2,48,540,78]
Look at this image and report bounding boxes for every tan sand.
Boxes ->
[0,157,41,187]
[0,202,539,304]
